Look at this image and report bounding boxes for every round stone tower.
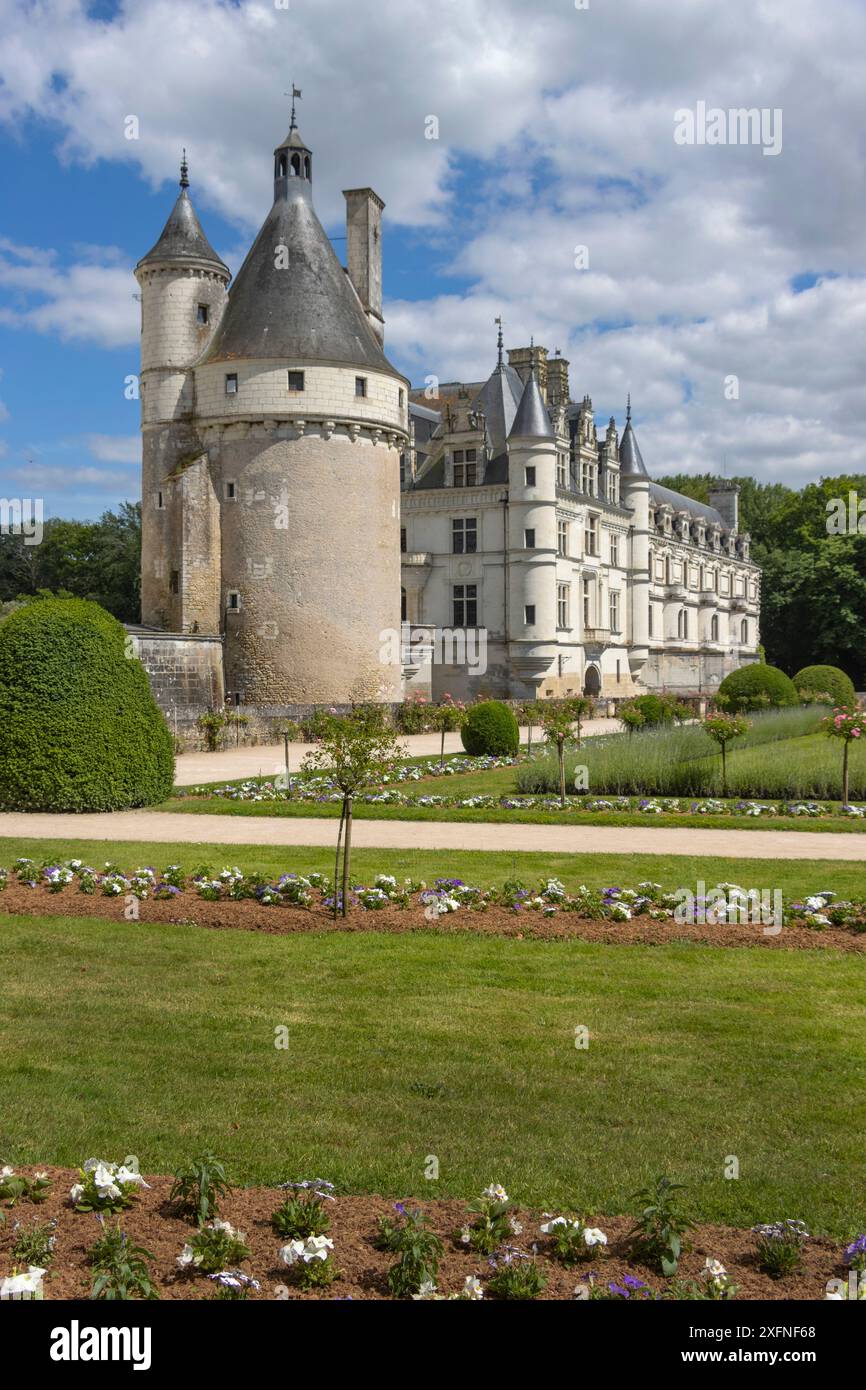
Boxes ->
[506,370,559,690]
[191,111,408,707]
[134,154,230,634]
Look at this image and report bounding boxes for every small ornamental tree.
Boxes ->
[703,711,750,796]
[303,706,402,918]
[540,698,583,808]
[822,706,866,807]
[618,701,646,738]
[430,695,465,767]
[570,696,595,748]
[520,700,542,757]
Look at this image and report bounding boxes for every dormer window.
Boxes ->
[196,304,209,325]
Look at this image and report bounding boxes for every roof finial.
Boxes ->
[626,392,632,423]
[494,315,503,367]
[180,148,189,189]
[289,83,302,131]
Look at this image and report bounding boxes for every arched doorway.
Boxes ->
[583,664,601,698]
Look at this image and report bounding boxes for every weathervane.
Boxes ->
[285,84,302,130]
[494,315,503,366]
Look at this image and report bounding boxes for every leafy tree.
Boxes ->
[822,706,866,807]
[703,712,750,795]
[304,706,402,917]
[540,698,584,807]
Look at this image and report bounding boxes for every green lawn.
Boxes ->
[1,913,864,1236]
[1,835,864,898]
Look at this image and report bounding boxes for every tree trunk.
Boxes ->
[843,741,850,807]
[341,797,353,918]
[440,724,446,767]
[527,724,533,757]
[721,742,727,797]
[333,797,346,921]
[559,739,566,808]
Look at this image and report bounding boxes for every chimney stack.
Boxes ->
[343,187,385,344]
[709,479,740,533]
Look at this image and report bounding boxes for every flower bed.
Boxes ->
[2,861,865,950]
[0,1165,860,1301]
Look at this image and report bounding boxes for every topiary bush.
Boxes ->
[793,664,856,708]
[717,662,797,714]
[628,693,679,727]
[0,597,174,811]
[460,699,520,756]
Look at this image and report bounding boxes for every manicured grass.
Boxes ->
[0,836,863,900]
[1,913,863,1235]
[159,789,866,833]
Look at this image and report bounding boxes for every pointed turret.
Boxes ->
[619,396,648,476]
[471,328,524,455]
[509,368,554,440]
[136,153,229,276]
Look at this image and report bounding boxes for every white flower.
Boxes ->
[280,1234,333,1266]
[705,1258,727,1279]
[540,1216,569,1234]
[115,1165,148,1188]
[1,1266,46,1299]
[0,1165,14,1178]
[70,1183,84,1203]
[482,1184,508,1203]
[459,1225,471,1244]
[583,1227,608,1247]
[177,1244,195,1269]
[463,1275,484,1300]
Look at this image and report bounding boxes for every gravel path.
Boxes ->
[0,810,863,859]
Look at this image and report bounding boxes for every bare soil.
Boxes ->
[0,1167,848,1301]
[1,881,864,951]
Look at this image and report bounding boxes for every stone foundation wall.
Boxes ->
[126,628,225,733]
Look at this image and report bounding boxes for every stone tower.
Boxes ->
[136,114,409,709]
[618,399,651,682]
[506,370,559,688]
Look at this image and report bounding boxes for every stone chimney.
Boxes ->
[343,187,385,344]
[546,352,570,406]
[709,479,740,533]
[508,344,549,400]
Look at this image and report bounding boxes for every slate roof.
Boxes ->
[509,370,554,439]
[137,188,229,276]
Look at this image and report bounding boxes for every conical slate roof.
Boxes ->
[619,417,648,476]
[471,361,523,455]
[509,369,553,440]
[137,188,229,276]
[204,174,399,374]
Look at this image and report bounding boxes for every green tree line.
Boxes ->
[0,503,141,624]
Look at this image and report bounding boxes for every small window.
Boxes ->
[156,490,164,510]
[355,376,367,397]
[288,370,305,392]
[225,481,237,501]
[225,374,238,395]
[557,520,568,557]
[557,583,570,629]
[465,448,477,462]
[453,462,476,487]
[399,388,405,407]
[227,591,240,611]
[400,527,407,553]
[524,528,536,549]
[197,304,209,325]
[609,590,620,631]
[169,569,179,594]
[452,517,478,554]
[525,604,536,625]
[610,533,619,567]
[648,604,654,637]
[525,466,536,487]
[453,583,477,627]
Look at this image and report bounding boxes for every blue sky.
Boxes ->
[2,0,865,520]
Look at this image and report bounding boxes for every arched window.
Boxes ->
[677,608,689,640]
[277,154,287,178]
[304,155,311,179]
[710,614,719,642]
[740,618,748,644]
[291,153,301,176]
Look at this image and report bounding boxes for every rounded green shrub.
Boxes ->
[0,597,174,811]
[629,693,678,727]
[717,662,797,713]
[792,664,856,707]
[460,699,520,756]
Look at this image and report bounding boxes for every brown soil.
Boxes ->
[1,881,864,951]
[0,1167,847,1301]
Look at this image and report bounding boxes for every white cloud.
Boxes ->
[85,434,139,464]
[1,0,865,484]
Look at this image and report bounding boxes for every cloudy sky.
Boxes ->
[1,0,865,518]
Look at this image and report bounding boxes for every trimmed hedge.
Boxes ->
[793,664,856,707]
[717,662,797,713]
[0,597,174,812]
[460,699,520,756]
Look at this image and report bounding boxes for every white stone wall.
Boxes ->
[194,359,408,431]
